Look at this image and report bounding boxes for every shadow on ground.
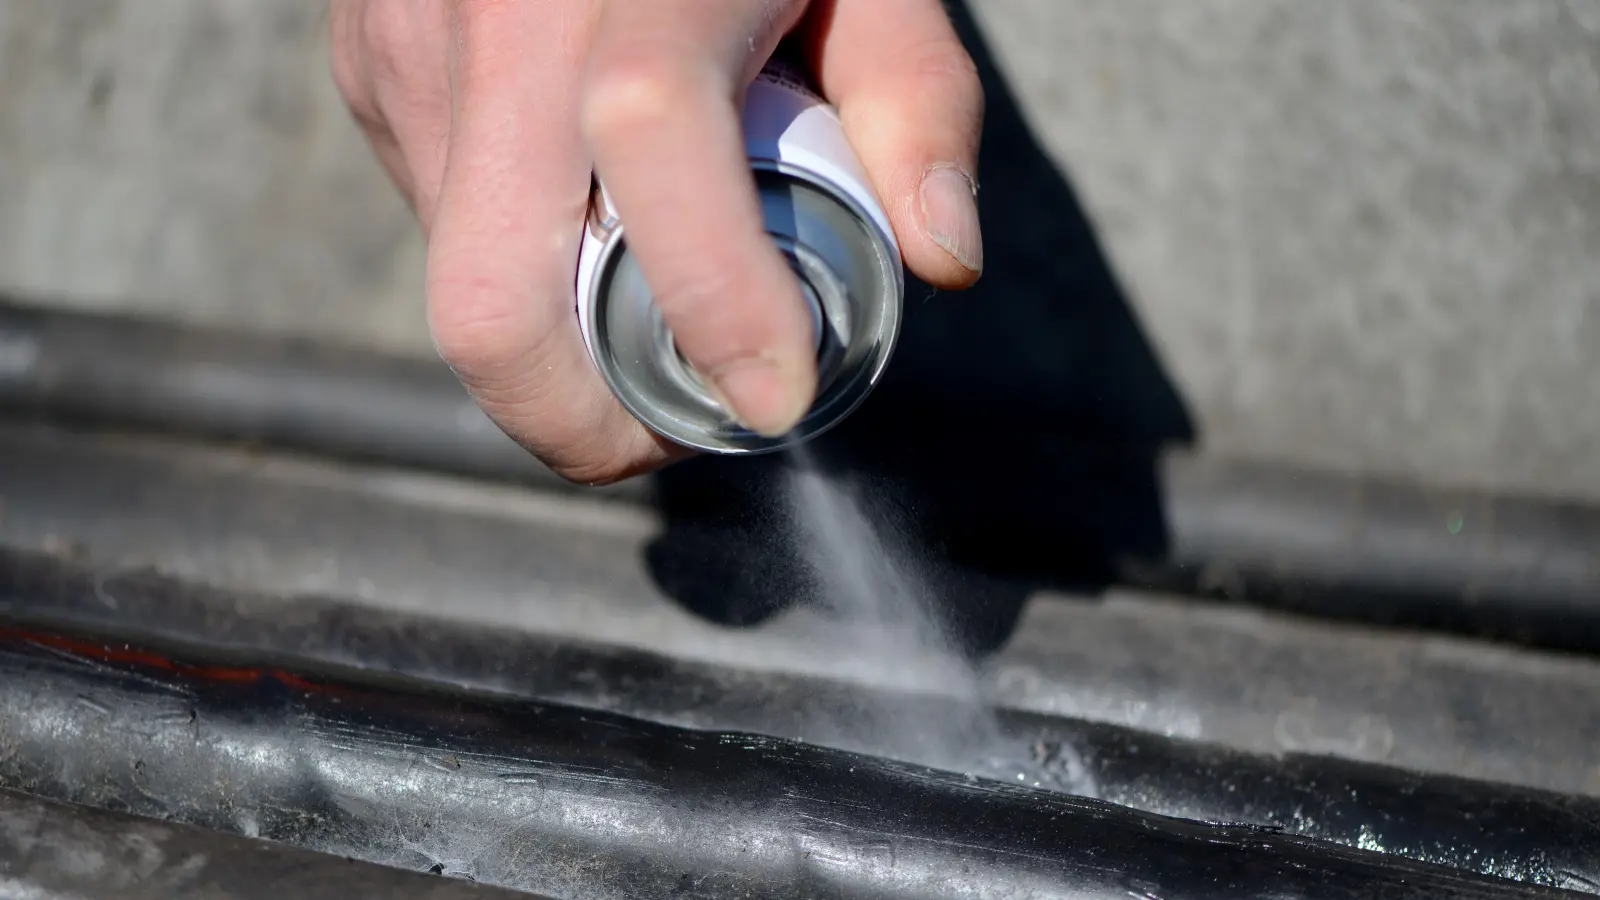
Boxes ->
[645,1,1197,658]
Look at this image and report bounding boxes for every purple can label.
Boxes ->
[756,57,822,102]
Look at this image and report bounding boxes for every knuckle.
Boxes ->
[874,43,986,151]
[447,0,527,65]
[329,1,459,145]
[479,382,664,487]
[327,4,375,110]
[651,269,775,366]
[908,38,980,83]
[328,1,427,119]
[426,273,542,379]
[649,263,742,323]
[904,39,984,107]
[547,452,648,487]
[487,388,653,487]
[450,0,518,22]
[358,4,413,85]
[581,54,698,142]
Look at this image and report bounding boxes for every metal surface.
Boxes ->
[2,545,1598,891]
[0,788,540,900]
[2,420,1599,800]
[0,298,601,493]
[0,624,1583,900]
[4,300,1598,650]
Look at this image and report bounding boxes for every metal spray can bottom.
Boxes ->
[574,61,904,455]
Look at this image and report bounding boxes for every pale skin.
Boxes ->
[329,0,985,484]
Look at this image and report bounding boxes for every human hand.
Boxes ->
[329,0,984,484]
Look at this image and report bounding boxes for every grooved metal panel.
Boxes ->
[1,421,1597,798]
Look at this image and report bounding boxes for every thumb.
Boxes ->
[805,0,986,289]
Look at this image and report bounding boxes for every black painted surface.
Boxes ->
[0,633,1583,899]
[2,424,1598,800]
[0,546,1596,892]
[0,563,1592,895]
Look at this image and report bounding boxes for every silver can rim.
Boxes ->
[583,158,905,456]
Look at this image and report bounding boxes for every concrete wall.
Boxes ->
[969,0,1600,500]
[1,0,1596,500]
[0,1,426,351]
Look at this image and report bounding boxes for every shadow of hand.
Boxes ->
[645,0,1196,658]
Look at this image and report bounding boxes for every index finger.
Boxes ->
[426,0,674,484]
[582,0,817,438]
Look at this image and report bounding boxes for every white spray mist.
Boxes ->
[782,444,1001,770]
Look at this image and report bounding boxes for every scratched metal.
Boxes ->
[1,547,1598,894]
[0,787,548,900]
[5,422,1600,805]
[0,631,1586,900]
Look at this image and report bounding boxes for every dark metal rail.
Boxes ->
[0,299,588,492]
[3,420,1599,799]
[0,788,543,900]
[0,623,1584,900]
[2,299,1597,651]
[2,547,1597,893]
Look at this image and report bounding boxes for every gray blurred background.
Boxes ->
[1,0,1595,501]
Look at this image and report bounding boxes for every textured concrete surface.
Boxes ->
[0,0,1596,499]
[967,0,1600,500]
[0,0,426,351]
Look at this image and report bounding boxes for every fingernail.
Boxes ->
[920,164,983,273]
[711,357,810,438]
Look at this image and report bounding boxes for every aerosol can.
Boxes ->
[575,56,904,454]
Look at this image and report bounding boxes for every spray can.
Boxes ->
[575,57,904,455]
